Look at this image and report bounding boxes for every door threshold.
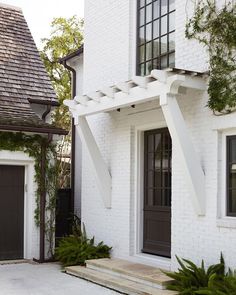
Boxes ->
[130,253,171,270]
[0,259,28,265]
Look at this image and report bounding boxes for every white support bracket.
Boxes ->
[160,76,206,216]
[77,116,112,208]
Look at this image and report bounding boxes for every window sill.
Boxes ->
[217,218,236,229]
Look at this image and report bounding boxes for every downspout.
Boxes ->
[62,60,76,214]
[39,139,47,262]
[42,104,51,122]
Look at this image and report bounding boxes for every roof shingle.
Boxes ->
[0,3,66,135]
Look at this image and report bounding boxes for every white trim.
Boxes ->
[217,129,236,228]
[130,0,138,78]
[0,151,37,259]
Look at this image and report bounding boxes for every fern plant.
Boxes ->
[196,270,236,295]
[164,254,225,294]
[55,224,112,267]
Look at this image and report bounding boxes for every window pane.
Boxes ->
[148,171,154,187]
[161,55,168,69]
[140,8,145,26]
[169,32,175,51]
[155,152,162,169]
[229,190,236,214]
[153,58,159,69]
[140,63,145,76]
[161,36,167,54]
[153,189,162,206]
[169,11,175,32]
[163,188,171,206]
[161,15,168,35]
[146,42,152,60]
[169,52,175,67]
[153,20,159,38]
[163,131,171,150]
[148,134,154,152]
[230,165,236,188]
[146,61,152,75]
[153,39,160,57]
[155,171,161,187]
[230,138,236,162]
[140,45,145,62]
[169,0,175,11]
[161,0,168,15]
[147,0,152,4]
[140,0,145,7]
[148,153,154,168]
[139,27,145,44]
[146,4,152,23]
[153,0,160,19]
[146,23,152,42]
[147,189,153,205]
[155,133,162,151]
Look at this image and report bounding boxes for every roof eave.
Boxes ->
[28,98,60,107]
[0,124,68,135]
[59,45,84,63]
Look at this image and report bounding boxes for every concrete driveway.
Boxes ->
[0,262,119,295]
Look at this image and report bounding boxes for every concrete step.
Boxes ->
[66,265,177,295]
[86,258,173,290]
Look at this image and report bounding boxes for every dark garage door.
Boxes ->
[0,165,24,260]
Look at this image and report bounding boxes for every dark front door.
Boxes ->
[143,128,172,257]
[0,165,24,260]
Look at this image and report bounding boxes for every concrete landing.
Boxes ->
[66,258,176,295]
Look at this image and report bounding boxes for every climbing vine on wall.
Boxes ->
[0,132,58,257]
[185,0,236,114]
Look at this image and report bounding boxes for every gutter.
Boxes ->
[0,124,68,135]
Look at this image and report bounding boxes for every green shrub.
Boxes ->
[196,271,236,295]
[164,254,225,294]
[55,224,112,267]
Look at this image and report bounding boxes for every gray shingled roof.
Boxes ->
[0,3,67,135]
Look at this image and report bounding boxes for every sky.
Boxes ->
[1,0,84,48]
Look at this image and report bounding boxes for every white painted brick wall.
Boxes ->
[75,0,236,270]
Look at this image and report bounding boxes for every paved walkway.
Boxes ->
[0,262,119,295]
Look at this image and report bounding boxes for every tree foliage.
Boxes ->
[40,16,83,188]
[185,1,236,115]
[40,16,83,130]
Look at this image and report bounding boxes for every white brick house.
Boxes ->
[64,0,236,271]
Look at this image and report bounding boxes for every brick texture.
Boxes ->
[74,0,236,270]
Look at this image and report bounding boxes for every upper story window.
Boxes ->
[137,0,175,76]
[226,136,236,216]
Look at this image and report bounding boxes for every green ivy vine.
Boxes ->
[0,131,58,257]
[185,0,236,114]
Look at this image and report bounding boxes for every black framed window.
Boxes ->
[226,136,236,216]
[144,128,172,208]
[137,0,175,76]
